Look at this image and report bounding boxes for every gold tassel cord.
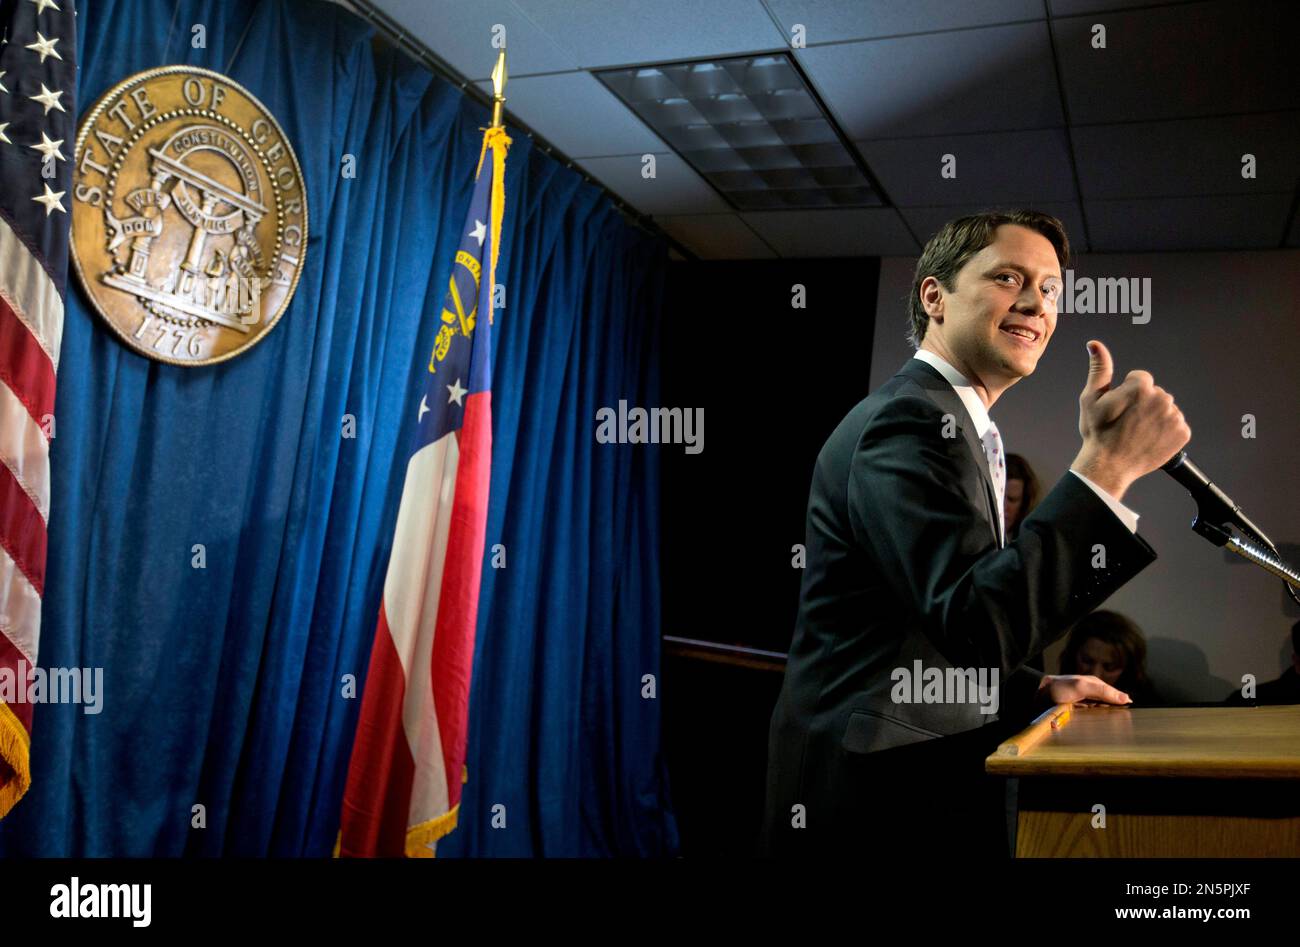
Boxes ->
[475,127,511,326]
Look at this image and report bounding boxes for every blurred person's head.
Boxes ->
[1060,611,1150,693]
[1003,453,1040,538]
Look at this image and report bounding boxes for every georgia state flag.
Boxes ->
[338,125,509,857]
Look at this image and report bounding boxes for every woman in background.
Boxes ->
[1059,610,1162,704]
[1004,454,1048,678]
[1004,453,1040,541]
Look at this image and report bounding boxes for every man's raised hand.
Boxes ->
[1071,339,1191,502]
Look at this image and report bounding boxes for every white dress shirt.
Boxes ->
[911,349,1139,538]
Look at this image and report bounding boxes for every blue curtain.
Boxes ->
[0,0,677,857]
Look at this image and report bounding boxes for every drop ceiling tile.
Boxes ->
[857,129,1075,206]
[766,0,1044,42]
[899,202,1087,251]
[475,72,665,157]
[1086,194,1293,251]
[795,22,1063,140]
[655,214,777,259]
[1073,113,1300,200]
[509,0,786,69]
[576,153,730,215]
[1048,0,1199,14]
[741,208,920,256]
[1052,1,1300,124]
[369,0,577,79]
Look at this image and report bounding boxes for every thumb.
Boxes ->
[1083,339,1113,400]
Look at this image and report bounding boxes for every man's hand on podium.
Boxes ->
[1036,673,1132,707]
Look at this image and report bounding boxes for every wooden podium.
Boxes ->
[986,703,1300,857]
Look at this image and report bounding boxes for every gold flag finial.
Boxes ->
[490,47,507,128]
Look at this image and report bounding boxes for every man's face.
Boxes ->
[923,224,1062,386]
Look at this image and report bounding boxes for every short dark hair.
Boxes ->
[907,210,1071,349]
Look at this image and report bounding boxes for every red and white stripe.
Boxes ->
[338,391,492,857]
[0,211,63,742]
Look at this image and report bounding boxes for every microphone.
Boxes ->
[1161,451,1273,549]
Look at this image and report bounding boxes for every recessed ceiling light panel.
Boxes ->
[597,54,879,211]
[595,52,878,212]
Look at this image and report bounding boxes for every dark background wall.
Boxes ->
[659,258,880,856]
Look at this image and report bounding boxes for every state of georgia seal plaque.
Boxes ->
[71,66,307,365]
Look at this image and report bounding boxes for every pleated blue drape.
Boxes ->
[0,0,677,857]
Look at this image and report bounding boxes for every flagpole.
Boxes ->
[490,47,507,129]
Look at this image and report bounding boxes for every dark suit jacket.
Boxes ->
[1224,666,1300,705]
[761,357,1157,857]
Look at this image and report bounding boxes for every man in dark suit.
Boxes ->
[761,210,1191,858]
[1225,620,1300,705]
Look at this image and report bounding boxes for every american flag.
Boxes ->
[337,124,510,857]
[0,0,76,821]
